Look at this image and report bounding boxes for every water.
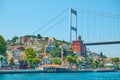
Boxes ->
[0,72,120,80]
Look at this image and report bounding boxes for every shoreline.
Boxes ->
[0,69,115,74]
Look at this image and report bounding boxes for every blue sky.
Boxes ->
[0,0,120,57]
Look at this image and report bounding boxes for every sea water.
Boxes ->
[0,72,120,80]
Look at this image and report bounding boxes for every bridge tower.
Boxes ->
[69,8,77,43]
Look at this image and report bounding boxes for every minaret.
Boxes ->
[61,47,64,62]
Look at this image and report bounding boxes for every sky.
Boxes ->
[0,0,120,57]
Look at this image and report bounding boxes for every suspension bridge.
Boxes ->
[32,8,120,46]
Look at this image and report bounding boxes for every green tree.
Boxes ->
[111,57,119,63]
[55,40,63,48]
[0,35,7,56]
[25,48,37,67]
[77,59,84,69]
[37,34,42,39]
[66,55,76,65]
[50,48,61,58]
[72,57,77,64]
[51,58,61,65]
[86,57,93,63]
[11,36,18,42]
[44,37,49,41]
[98,61,104,68]
[100,52,103,56]
[0,56,3,69]
[99,52,107,58]
[91,60,98,68]
[9,58,15,67]
[32,57,41,68]
[78,60,84,65]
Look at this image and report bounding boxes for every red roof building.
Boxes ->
[71,36,87,57]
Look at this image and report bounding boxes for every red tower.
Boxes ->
[71,35,87,57]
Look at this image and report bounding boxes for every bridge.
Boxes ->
[84,41,120,46]
[32,8,120,46]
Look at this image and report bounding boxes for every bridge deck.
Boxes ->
[84,41,120,46]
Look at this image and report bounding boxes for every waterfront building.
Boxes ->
[117,62,120,69]
[41,56,51,64]
[59,43,71,50]
[104,63,114,69]
[71,36,87,57]
[32,40,42,53]
[0,55,8,69]
[23,36,31,48]
[13,59,20,69]
[46,37,55,52]
[66,50,73,55]
[78,56,85,62]
[61,60,70,68]
[38,64,63,71]
[105,58,112,63]
[6,45,25,68]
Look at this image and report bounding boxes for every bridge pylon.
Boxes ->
[69,8,77,43]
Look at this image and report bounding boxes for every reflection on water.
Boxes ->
[0,72,120,80]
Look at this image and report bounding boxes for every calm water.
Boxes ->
[0,72,120,80]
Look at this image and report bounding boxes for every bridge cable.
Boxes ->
[117,17,120,40]
[41,15,68,35]
[77,8,120,41]
[76,8,120,19]
[32,8,68,34]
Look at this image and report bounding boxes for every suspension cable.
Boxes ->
[32,8,68,34]
[41,15,68,35]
